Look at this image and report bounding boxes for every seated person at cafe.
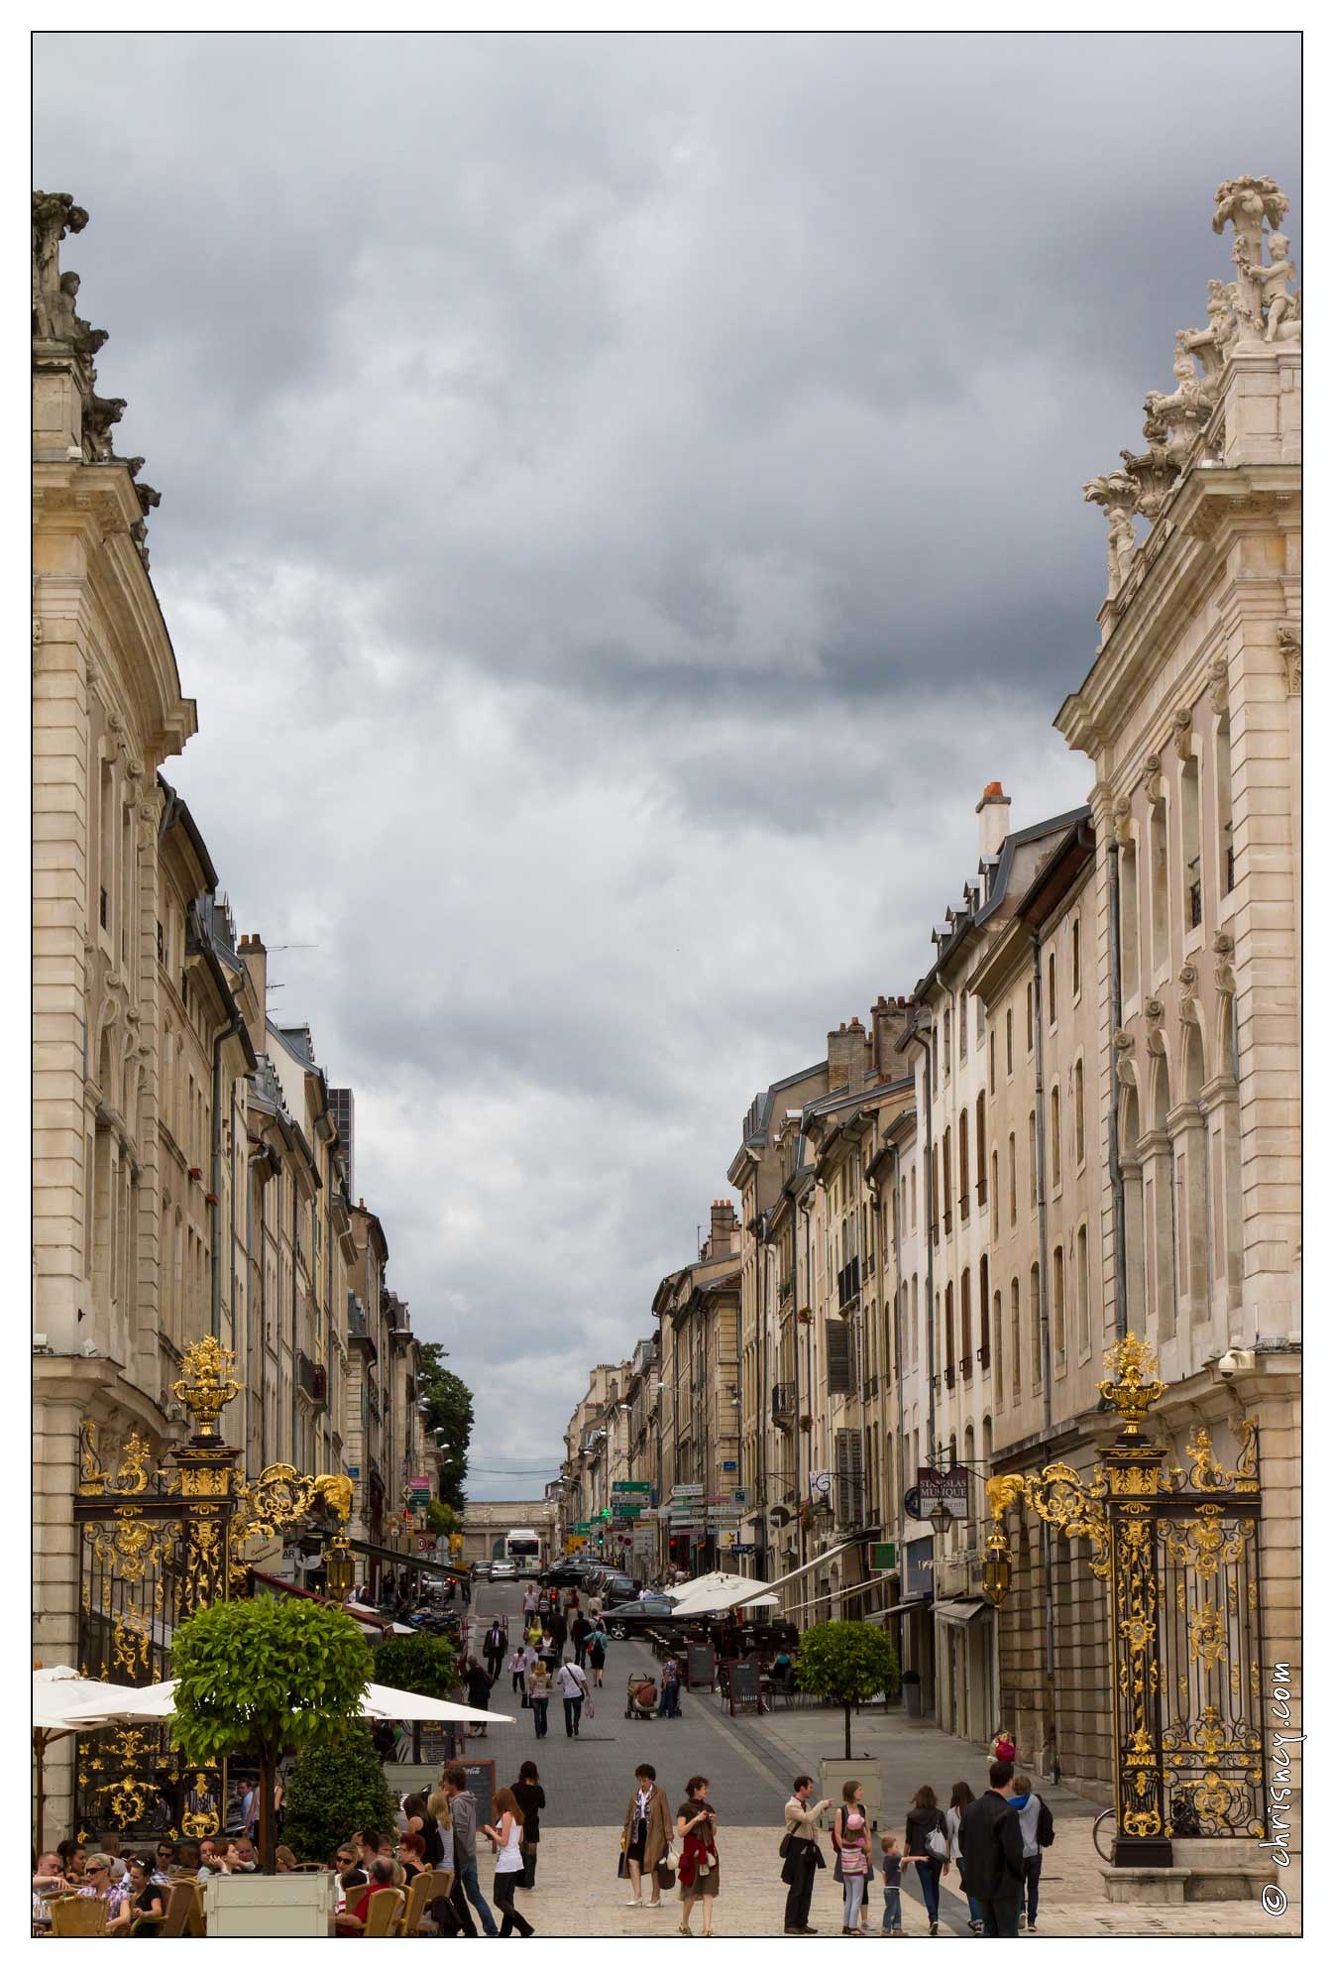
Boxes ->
[337,1856,397,1932]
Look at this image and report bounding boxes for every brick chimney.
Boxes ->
[977,781,1012,861]
[870,995,911,1074]
[707,1199,738,1260]
[237,932,268,1058]
[827,1017,869,1095]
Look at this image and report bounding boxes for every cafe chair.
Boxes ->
[396,1868,453,1935]
[363,1888,406,1937]
[50,1897,109,1936]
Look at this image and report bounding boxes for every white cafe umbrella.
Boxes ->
[32,1669,117,1851]
[667,1571,781,1616]
[74,1677,511,1728]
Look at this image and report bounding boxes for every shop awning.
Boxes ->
[932,1597,992,1627]
[348,1538,467,1579]
[881,1596,932,1618]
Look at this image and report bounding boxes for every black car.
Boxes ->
[596,1574,639,1606]
[539,1564,587,1588]
[603,1594,680,1638]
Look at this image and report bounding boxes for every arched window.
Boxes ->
[1050,1085,1062,1188]
[991,1150,999,1225]
[1216,714,1234,895]
[945,1281,955,1383]
[959,992,968,1061]
[975,1091,987,1203]
[1008,1133,1017,1227]
[989,1029,996,1095]
[1010,1278,1021,1401]
[1150,796,1169,974]
[992,1290,1002,1389]
[1182,751,1202,930]
[1030,1263,1042,1386]
[1077,1224,1090,1354]
[1047,950,1057,1027]
[1005,1008,1014,1076]
[1028,1111,1037,1209]
[942,1128,952,1233]
[1072,915,1082,1000]
[1052,1244,1065,1359]
[1074,1058,1086,1166]
[1120,838,1140,1000]
[958,1111,970,1221]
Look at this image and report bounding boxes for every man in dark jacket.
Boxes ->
[958,1763,1025,1937]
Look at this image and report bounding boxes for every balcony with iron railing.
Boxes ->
[772,1382,796,1428]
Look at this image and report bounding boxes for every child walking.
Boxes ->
[880,1833,904,1936]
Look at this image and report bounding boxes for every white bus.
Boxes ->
[504,1528,543,1574]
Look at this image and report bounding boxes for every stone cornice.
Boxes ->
[34,462,196,764]
[1057,462,1300,760]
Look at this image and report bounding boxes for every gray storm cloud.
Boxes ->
[35,30,1298,1493]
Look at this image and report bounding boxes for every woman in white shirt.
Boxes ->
[483,1789,534,1937]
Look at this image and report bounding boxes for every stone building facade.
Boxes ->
[554,179,1300,1823]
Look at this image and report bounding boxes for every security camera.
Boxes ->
[1217,1347,1255,1381]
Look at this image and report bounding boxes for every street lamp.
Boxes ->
[982,1524,1014,1606]
[325,1535,355,1598]
[928,1499,953,1540]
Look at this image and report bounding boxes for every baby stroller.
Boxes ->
[624,1672,659,1722]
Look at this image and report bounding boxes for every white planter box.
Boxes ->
[202,1870,336,1937]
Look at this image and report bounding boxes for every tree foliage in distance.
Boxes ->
[795,1619,900,1761]
[418,1342,474,1511]
[372,1630,459,1701]
[280,1730,396,1866]
[425,1497,461,1539]
[169,1595,371,1871]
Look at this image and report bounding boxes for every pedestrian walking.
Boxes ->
[508,1642,531,1703]
[780,1773,830,1935]
[441,1763,499,1937]
[676,1777,719,1938]
[483,1787,535,1937]
[620,1762,673,1910]
[512,1762,546,1891]
[903,1785,949,1935]
[548,1607,569,1661]
[571,1609,592,1665]
[945,1782,985,1933]
[958,1762,1025,1937]
[528,1656,552,1739]
[555,1655,589,1736]
[1008,1771,1055,1933]
[588,1622,608,1687]
[657,1655,682,1718]
[522,1583,539,1620]
[464,1654,492,1739]
[833,1779,872,1934]
[483,1620,507,1683]
[879,1834,904,1936]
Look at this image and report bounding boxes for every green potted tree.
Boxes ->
[281,1728,396,1865]
[371,1630,460,1765]
[794,1617,900,1760]
[169,1595,372,1934]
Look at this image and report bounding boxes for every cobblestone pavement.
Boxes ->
[395,1581,1299,1938]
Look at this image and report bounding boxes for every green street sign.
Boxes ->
[613,1481,652,1493]
[571,1521,591,1533]
[870,1541,897,1572]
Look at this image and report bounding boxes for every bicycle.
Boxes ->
[1091,1809,1116,1863]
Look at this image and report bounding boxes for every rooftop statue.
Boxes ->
[1233,232,1300,344]
[1082,471,1139,599]
[33,190,90,346]
[1144,346,1214,465]
[1176,280,1239,393]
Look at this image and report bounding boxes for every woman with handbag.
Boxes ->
[675,1777,720,1938]
[904,1784,950,1935]
[620,1762,672,1910]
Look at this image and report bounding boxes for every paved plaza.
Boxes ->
[382,1581,1299,1939]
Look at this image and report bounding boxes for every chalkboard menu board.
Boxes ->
[416,1722,455,1768]
[458,1760,496,1828]
[686,1643,716,1691]
[725,1660,763,1716]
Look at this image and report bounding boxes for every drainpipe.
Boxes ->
[1107,837,1128,1340]
[906,1028,936,1462]
[209,1009,245,1341]
[1030,930,1059,1782]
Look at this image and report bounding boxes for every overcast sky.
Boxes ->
[35,32,1299,1499]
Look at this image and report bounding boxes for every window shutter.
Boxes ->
[826,1319,853,1396]
[835,1429,864,1524]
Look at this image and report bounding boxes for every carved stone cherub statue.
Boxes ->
[1145,346,1213,463]
[1212,176,1290,342]
[1176,281,1238,392]
[32,190,89,340]
[1234,232,1300,343]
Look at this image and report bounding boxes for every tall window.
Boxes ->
[990,1289,1000,1383]
[942,1128,952,1232]
[911,1274,919,1366]
[945,1283,955,1379]
[1050,1086,1062,1188]
[943,1010,952,1077]
[959,992,968,1060]
[932,1027,939,1094]
[1150,797,1169,975]
[1005,1008,1014,1076]
[1120,839,1140,1000]
[976,994,985,1043]
[931,1145,939,1241]
[1052,1244,1066,1359]
[1010,1278,1021,1401]
[1047,950,1057,1026]
[979,1254,989,1354]
[910,1165,917,1229]
[1077,1224,1090,1354]
[1216,716,1234,895]
[1028,1111,1037,1210]
[1072,915,1082,1000]
[1075,1058,1086,1165]
[991,1149,999,1224]
[961,1268,973,1366]
[975,1092,987,1201]
[1030,1264,1043,1386]
[989,1029,996,1095]
[1008,1133,1017,1227]
[1182,752,1202,930]
[958,1111,970,1221]
[1026,982,1034,1053]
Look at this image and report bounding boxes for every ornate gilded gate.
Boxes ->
[73,1338,353,1842]
[984,1334,1266,1867]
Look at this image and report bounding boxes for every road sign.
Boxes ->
[721,1460,737,1472]
[671,1484,704,1499]
[572,1521,591,1533]
[613,1481,652,1494]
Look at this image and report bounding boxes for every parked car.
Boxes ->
[472,1560,492,1582]
[540,1564,587,1588]
[489,1558,517,1580]
[604,1594,680,1638]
